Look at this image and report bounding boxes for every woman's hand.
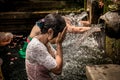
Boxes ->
[56,27,67,44]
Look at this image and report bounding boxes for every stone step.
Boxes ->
[0,10,81,32]
[0,1,80,12]
[86,64,120,80]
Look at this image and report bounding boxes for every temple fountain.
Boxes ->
[0,0,120,80]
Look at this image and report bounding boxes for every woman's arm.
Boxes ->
[46,43,56,58]
[65,19,101,33]
[50,27,67,75]
[66,22,91,33]
[51,43,63,75]
[63,16,91,33]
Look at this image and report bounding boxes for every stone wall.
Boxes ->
[104,0,120,64]
[0,0,83,12]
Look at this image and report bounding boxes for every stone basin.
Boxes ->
[86,64,120,80]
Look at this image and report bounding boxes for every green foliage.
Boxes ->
[104,0,113,12]
[84,0,87,10]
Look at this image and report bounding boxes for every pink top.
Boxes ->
[26,37,57,80]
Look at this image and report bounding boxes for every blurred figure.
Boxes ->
[0,32,13,80]
[0,32,13,46]
[99,0,104,8]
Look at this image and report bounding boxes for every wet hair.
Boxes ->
[36,13,66,38]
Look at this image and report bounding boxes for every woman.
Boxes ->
[25,13,67,80]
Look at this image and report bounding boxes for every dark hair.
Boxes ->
[36,13,66,38]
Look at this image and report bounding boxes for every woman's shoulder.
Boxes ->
[29,25,41,38]
[28,37,47,50]
[29,37,39,45]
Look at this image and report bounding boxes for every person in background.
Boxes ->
[0,32,13,46]
[25,13,67,80]
[0,32,13,80]
[99,0,104,8]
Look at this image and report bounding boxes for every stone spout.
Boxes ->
[99,10,120,39]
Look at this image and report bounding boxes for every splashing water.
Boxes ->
[52,12,112,80]
[62,24,104,49]
[64,11,88,26]
[74,24,104,48]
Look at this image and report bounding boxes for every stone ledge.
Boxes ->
[86,64,120,80]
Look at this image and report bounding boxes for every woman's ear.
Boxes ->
[47,28,54,40]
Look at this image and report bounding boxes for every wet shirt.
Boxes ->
[26,37,57,80]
